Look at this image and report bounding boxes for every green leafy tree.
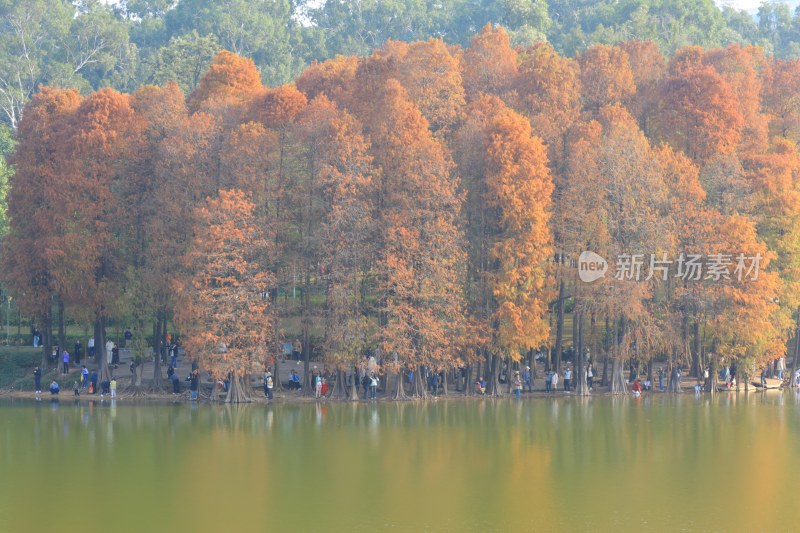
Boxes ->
[165,0,303,85]
[149,31,220,93]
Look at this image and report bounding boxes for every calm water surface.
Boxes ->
[1,393,799,532]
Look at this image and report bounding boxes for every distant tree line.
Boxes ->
[4,0,800,131]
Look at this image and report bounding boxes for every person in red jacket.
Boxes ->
[631,379,643,396]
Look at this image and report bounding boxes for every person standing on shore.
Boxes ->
[315,372,323,398]
[522,366,532,393]
[587,364,594,391]
[545,370,552,392]
[563,367,572,392]
[33,366,42,394]
[110,377,117,398]
[189,370,199,401]
[513,371,522,398]
[171,370,180,394]
[81,366,89,390]
[551,370,559,392]
[369,373,378,400]
[105,340,114,365]
[264,371,273,400]
[74,340,82,366]
[87,337,95,360]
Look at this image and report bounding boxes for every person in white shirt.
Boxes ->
[563,367,572,391]
[105,340,115,364]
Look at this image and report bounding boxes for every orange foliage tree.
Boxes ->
[174,189,274,403]
[456,96,554,395]
[2,87,82,368]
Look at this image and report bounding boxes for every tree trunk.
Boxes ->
[160,314,168,365]
[393,367,406,400]
[528,348,536,380]
[272,355,283,391]
[463,364,473,396]
[335,369,346,399]
[94,316,110,382]
[575,310,589,396]
[792,307,800,388]
[152,316,163,388]
[413,367,428,399]
[610,317,627,394]
[302,339,311,396]
[704,348,717,396]
[610,357,627,394]
[41,308,52,369]
[505,357,513,394]
[691,318,700,378]
[350,363,360,401]
[56,298,66,367]
[667,347,681,393]
[553,278,565,375]
[489,354,501,397]
[601,316,610,387]
[225,372,252,403]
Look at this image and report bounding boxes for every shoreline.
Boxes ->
[0,383,786,404]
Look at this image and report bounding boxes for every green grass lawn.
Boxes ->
[0,346,42,388]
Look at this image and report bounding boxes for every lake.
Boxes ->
[1,393,798,532]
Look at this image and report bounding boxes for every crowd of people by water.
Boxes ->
[31,334,800,401]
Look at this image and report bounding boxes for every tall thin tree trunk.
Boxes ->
[95,316,109,382]
[610,317,627,394]
[272,355,282,391]
[41,308,52,369]
[464,364,473,396]
[575,310,589,396]
[489,354,501,396]
[160,315,168,365]
[152,315,162,387]
[704,340,717,395]
[691,317,700,378]
[791,307,800,388]
[553,279,565,375]
[351,362,360,401]
[601,316,610,386]
[302,333,311,396]
[505,357,513,394]
[56,298,66,367]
